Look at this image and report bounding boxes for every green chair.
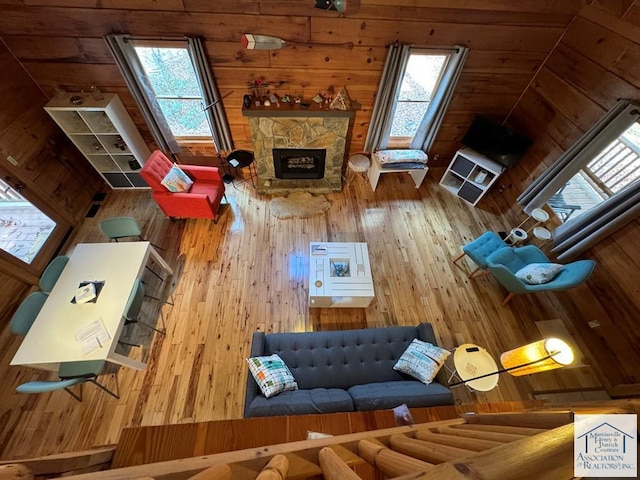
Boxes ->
[16,377,86,402]
[39,255,69,294]
[119,278,167,348]
[58,360,119,400]
[17,360,119,402]
[99,216,144,242]
[10,292,48,335]
[99,216,163,281]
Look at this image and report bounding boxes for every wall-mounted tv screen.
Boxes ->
[461,116,532,169]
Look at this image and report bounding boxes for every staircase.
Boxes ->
[1,400,638,479]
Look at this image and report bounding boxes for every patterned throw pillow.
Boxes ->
[161,164,193,193]
[515,263,564,285]
[247,354,298,398]
[393,339,451,385]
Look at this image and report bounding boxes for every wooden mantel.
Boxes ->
[242,105,355,118]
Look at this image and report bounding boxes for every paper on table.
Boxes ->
[74,317,111,355]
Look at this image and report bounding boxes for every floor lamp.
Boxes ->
[448,338,574,388]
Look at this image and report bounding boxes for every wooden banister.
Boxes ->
[461,411,574,429]
[432,425,526,443]
[186,464,231,480]
[450,424,546,436]
[318,447,362,480]
[388,424,575,480]
[358,438,433,477]
[22,402,636,480]
[413,431,502,451]
[389,434,473,463]
[255,455,288,480]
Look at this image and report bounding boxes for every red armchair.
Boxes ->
[140,150,227,222]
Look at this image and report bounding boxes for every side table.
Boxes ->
[446,343,499,392]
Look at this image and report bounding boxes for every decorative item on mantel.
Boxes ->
[330,86,351,110]
[247,75,270,100]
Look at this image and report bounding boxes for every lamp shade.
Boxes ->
[500,338,574,376]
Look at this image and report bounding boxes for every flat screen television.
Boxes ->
[461,116,532,169]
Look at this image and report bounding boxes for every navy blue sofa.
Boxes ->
[244,323,455,417]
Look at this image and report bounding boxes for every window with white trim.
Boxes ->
[133,42,211,141]
[388,51,449,147]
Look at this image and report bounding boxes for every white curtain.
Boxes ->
[410,46,468,152]
[364,43,411,152]
[516,99,640,259]
[552,179,640,260]
[186,37,234,153]
[517,100,639,213]
[104,34,180,154]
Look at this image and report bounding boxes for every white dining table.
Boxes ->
[11,242,173,371]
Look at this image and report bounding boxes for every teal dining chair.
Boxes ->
[119,278,167,348]
[99,216,144,242]
[99,216,164,281]
[16,377,86,402]
[486,245,596,305]
[10,291,48,335]
[17,360,119,402]
[39,255,69,294]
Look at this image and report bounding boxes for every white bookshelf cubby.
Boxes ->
[439,147,505,206]
[45,93,150,189]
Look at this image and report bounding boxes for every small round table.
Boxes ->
[508,227,528,245]
[449,343,499,392]
[226,150,257,188]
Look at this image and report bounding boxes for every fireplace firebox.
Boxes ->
[273,148,326,180]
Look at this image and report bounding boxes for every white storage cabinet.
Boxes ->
[45,93,150,189]
[439,147,505,206]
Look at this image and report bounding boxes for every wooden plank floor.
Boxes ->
[0,171,604,460]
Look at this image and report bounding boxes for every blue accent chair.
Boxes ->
[453,231,510,279]
[486,245,596,305]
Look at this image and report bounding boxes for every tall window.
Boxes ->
[364,44,467,153]
[549,120,640,223]
[106,35,233,154]
[0,177,56,264]
[134,43,210,141]
[388,52,448,147]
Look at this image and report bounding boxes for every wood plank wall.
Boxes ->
[0,40,103,327]
[0,0,582,165]
[500,2,640,397]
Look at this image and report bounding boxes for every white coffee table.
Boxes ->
[308,242,374,308]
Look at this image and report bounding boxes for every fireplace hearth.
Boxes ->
[274,148,326,180]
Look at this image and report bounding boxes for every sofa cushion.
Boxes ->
[261,326,426,390]
[245,388,354,417]
[348,381,455,411]
[393,339,450,384]
[247,354,298,398]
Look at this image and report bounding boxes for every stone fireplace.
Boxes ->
[243,107,354,194]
